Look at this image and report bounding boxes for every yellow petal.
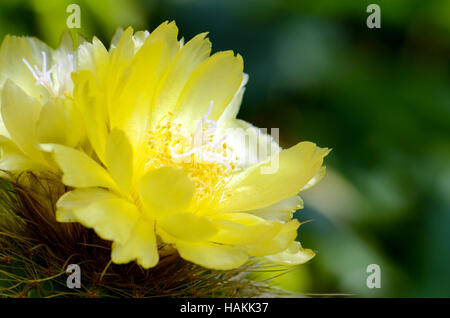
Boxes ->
[116,39,171,148]
[105,129,133,193]
[174,51,243,130]
[73,197,140,244]
[244,219,300,256]
[1,80,47,164]
[176,241,248,270]
[106,27,134,129]
[139,166,195,217]
[77,36,109,77]
[217,142,330,212]
[109,26,134,67]
[56,29,76,54]
[56,188,115,223]
[147,21,180,60]
[132,30,150,51]
[211,213,282,245]
[42,143,117,190]
[72,70,108,162]
[36,98,84,148]
[265,241,315,265]
[114,22,179,138]
[216,73,248,125]
[0,136,44,172]
[158,213,217,242]
[150,32,211,126]
[111,217,159,269]
[110,28,124,49]
[247,195,303,222]
[301,166,327,191]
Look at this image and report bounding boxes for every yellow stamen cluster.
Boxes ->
[144,115,236,208]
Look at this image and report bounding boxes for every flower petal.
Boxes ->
[244,219,300,256]
[106,23,180,150]
[57,188,139,244]
[110,28,124,49]
[0,136,44,172]
[72,70,109,162]
[246,195,303,222]
[216,73,248,125]
[106,27,135,129]
[176,241,248,270]
[211,213,282,245]
[115,39,171,149]
[301,166,327,191]
[150,32,211,126]
[147,21,180,60]
[111,217,159,269]
[265,241,315,265]
[1,80,47,164]
[73,197,139,244]
[77,36,109,77]
[105,129,133,193]
[158,213,217,242]
[217,142,330,212]
[174,51,243,130]
[36,98,84,148]
[139,166,195,217]
[56,188,115,223]
[132,30,150,51]
[42,143,117,190]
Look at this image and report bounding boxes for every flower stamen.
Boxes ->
[22,51,74,97]
[144,103,237,205]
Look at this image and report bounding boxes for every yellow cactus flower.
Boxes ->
[40,21,329,270]
[0,32,84,174]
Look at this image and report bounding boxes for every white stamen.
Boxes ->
[22,50,74,97]
[169,100,233,170]
[22,58,39,80]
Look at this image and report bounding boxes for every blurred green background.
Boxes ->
[1,0,449,297]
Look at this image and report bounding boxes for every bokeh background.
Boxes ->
[1,0,449,297]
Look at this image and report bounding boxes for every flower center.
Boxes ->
[144,103,236,208]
